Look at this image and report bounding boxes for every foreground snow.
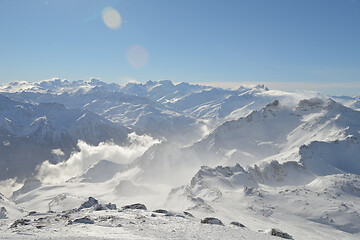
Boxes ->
[0,198,278,240]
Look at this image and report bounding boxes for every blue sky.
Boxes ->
[0,0,359,95]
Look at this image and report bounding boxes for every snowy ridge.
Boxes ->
[1,79,323,144]
[0,193,25,219]
[0,93,131,180]
[1,79,360,239]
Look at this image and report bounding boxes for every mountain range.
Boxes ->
[0,78,360,239]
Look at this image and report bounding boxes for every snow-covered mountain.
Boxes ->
[0,93,131,180]
[1,79,360,239]
[128,98,360,187]
[332,95,360,111]
[192,98,360,171]
[1,78,322,144]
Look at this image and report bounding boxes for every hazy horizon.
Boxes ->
[1,0,359,96]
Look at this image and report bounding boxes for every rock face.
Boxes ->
[78,197,117,211]
[271,228,293,239]
[78,197,98,210]
[200,217,224,226]
[0,207,8,219]
[122,203,147,210]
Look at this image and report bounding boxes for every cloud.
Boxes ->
[36,133,160,184]
[0,178,23,198]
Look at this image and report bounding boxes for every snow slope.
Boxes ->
[0,193,25,219]
[168,166,360,239]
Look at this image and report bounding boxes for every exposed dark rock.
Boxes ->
[153,209,168,214]
[122,203,147,210]
[93,203,117,211]
[28,211,37,216]
[106,203,117,210]
[78,197,98,210]
[73,216,94,224]
[183,211,194,217]
[230,221,246,227]
[93,204,106,211]
[10,219,31,228]
[200,217,224,226]
[271,228,293,239]
[0,207,8,219]
[78,197,116,211]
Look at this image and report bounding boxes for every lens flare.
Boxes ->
[102,7,122,30]
[126,45,149,68]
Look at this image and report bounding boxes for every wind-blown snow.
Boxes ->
[36,133,160,184]
[1,79,360,239]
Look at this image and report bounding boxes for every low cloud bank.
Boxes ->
[36,133,160,184]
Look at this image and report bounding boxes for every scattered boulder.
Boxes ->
[183,211,194,217]
[153,209,168,214]
[78,197,98,210]
[28,211,37,216]
[106,203,117,210]
[271,228,293,239]
[200,217,224,226]
[122,203,147,210]
[10,219,31,228]
[230,221,246,227]
[73,217,94,224]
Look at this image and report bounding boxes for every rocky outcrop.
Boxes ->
[200,217,224,226]
[78,197,98,210]
[122,203,147,210]
[271,228,293,239]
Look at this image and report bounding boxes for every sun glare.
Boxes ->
[102,7,122,30]
[126,45,149,68]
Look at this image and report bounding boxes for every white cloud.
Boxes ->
[36,133,160,184]
[0,178,23,198]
